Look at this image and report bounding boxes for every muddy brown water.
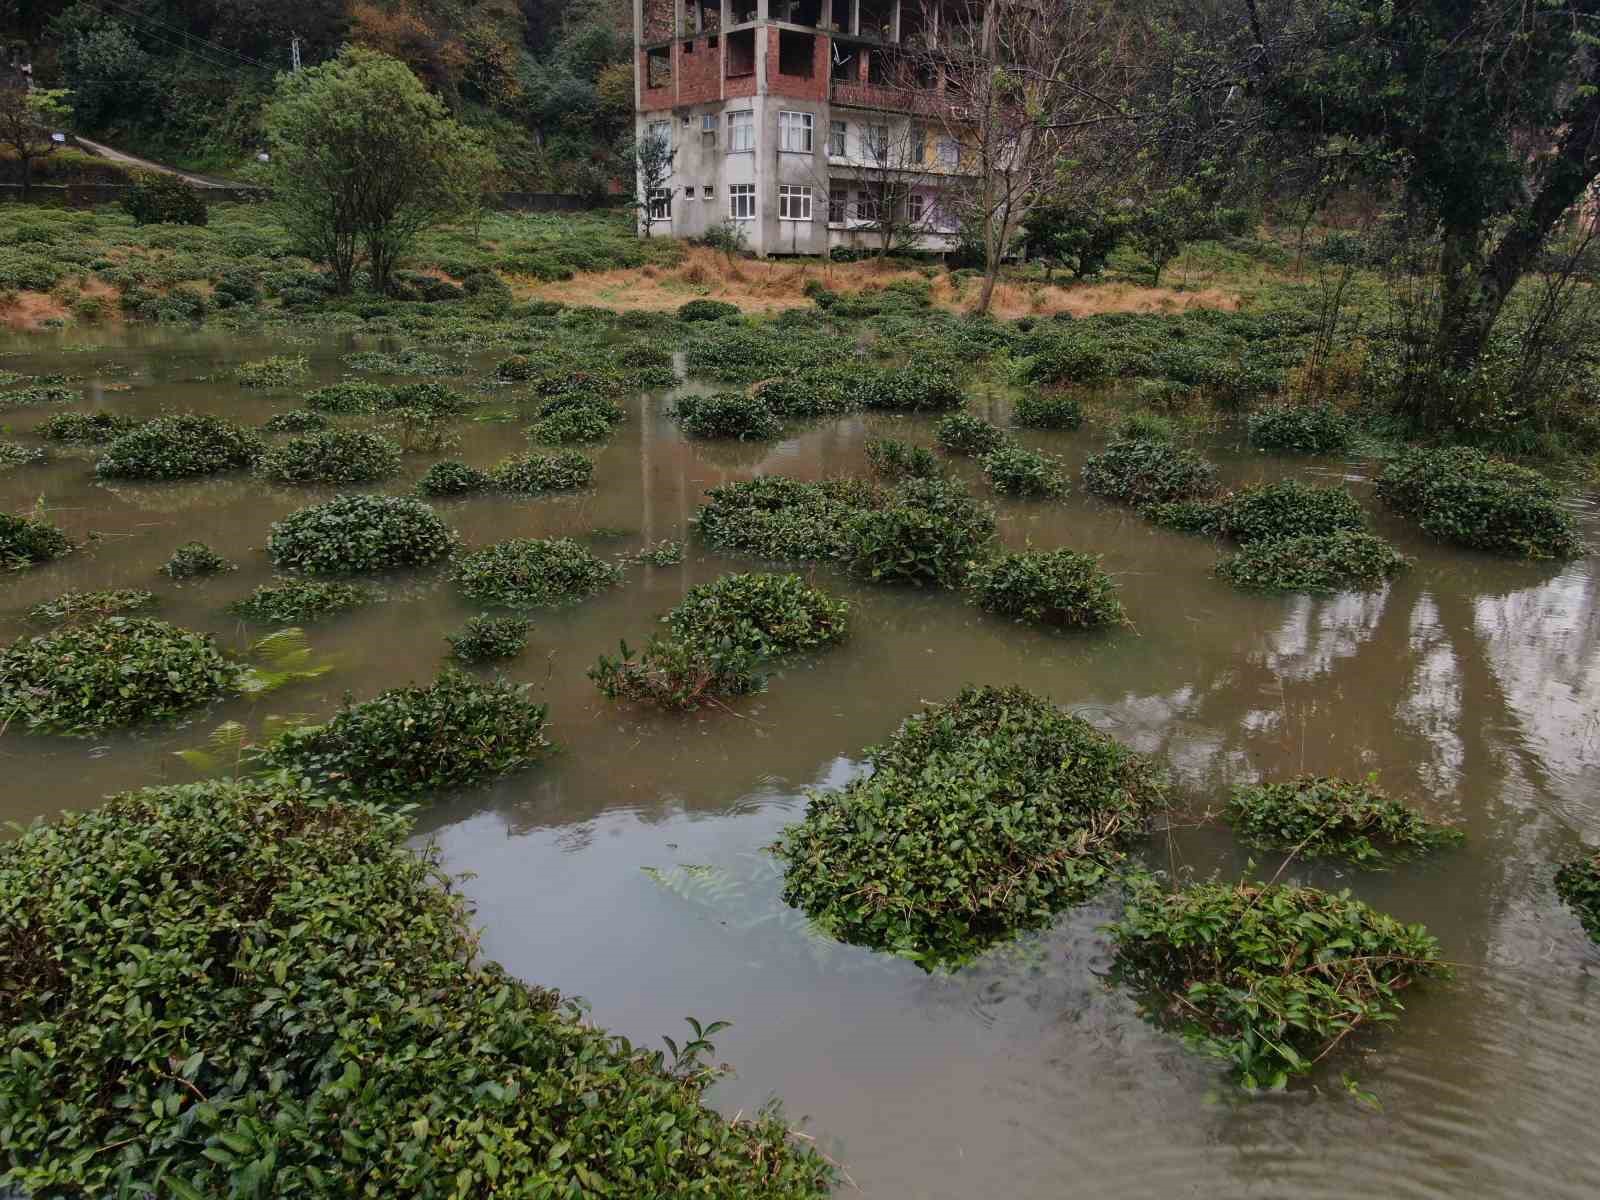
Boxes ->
[2,327,1599,1198]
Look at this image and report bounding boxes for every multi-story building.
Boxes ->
[632,0,971,256]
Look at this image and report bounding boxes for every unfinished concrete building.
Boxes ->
[632,0,973,256]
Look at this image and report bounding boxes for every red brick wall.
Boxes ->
[639,48,673,111]
[676,39,722,104]
[766,27,829,101]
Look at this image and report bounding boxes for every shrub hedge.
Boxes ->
[304,381,396,414]
[1247,403,1352,454]
[416,459,493,496]
[1216,530,1408,593]
[447,614,532,663]
[262,408,331,433]
[96,413,263,480]
[26,588,156,624]
[36,410,140,444]
[846,477,996,587]
[982,445,1070,498]
[0,512,71,566]
[1012,392,1085,430]
[454,537,623,607]
[675,392,782,440]
[1151,479,1368,544]
[678,298,740,321]
[267,494,458,574]
[1082,437,1218,506]
[967,549,1126,628]
[865,437,941,480]
[694,476,883,561]
[489,450,594,492]
[935,412,1010,455]
[255,429,403,485]
[1226,774,1464,865]
[228,579,376,623]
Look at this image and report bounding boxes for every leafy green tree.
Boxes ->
[0,87,72,198]
[1021,200,1127,280]
[1128,185,1211,285]
[261,47,494,295]
[632,129,675,238]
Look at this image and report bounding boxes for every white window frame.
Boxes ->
[828,185,848,223]
[727,110,754,153]
[729,183,756,220]
[856,188,880,224]
[862,124,890,164]
[937,137,958,169]
[647,120,672,153]
[648,187,672,222]
[909,124,926,164]
[701,112,718,148]
[778,184,813,221]
[907,192,925,225]
[702,184,715,199]
[778,110,814,153]
[828,120,847,157]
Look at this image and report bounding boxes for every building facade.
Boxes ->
[632,0,970,256]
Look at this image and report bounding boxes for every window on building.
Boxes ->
[828,186,848,223]
[729,183,756,220]
[828,120,847,157]
[647,120,672,153]
[863,124,889,163]
[907,192,925,225]
[728,110,754,152]
[937,138,959,168]
[856,188,880,223]
[779,184,813,220]
[646,46,672,89]
[684,185,696,199]
[703,184,715,198]
[778,110,814,153]
[701,112,717,148]
[909,124,926,164]
[648,188,672,221]
[777,29,817,77]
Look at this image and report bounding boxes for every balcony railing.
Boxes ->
[830,80,956,116]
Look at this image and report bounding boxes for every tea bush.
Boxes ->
[0,441,46,468]
[490,449,594,492]
[96,413,263,480]
[255,429,403,485]
[0,617,238,735]
[447,614,532,663]
[857,364,965,413]
[1554,849,1600,942]
[774,685,1167,967]
[1082,437,1219,506]
[36,410,140,444]
[982,445,1070,497]
[454,537,624,607]
[256,669,551,804]
[416,459,493,496]
[1110,878,1449,1089]
[694,476,883,561]
[1226,774,1464,866]
[228,579,376,623]
[967,549,1126,628]
[162,540,234,578]
[636,538,685,566]
[1013,392,1085,430]
[865,437,942,480]
[267,494,458,574]
[846,478,996,587]
[1247,403,1352,454]
[1118,411,1177,441]
[0,384,80,410]
[0,511,72,566]
[678,298,740,322]
[0,779,831,1198]
[675,392,782,440]
[235,354,309,389]
[527,404,615,444]
[262,408,331,433]
[936,412,1010,455]
[120,172,207,225]
[305,381,396,414]
[755,367,858,418]
[1216,530,1409,593]
[1153,479,1368,544]
[391,381,471,415]
[26,588,155,624]
[1375,446,1585,559]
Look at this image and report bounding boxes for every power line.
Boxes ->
[87,0,279,76]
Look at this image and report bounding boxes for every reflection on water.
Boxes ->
[2,327,1599,1197]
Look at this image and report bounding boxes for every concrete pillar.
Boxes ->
[757,0,768,19]
[720,0,730,98]
[891,0,900,42]
[850,0,860,35]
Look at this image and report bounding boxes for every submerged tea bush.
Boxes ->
[1012,392,1084,430]
[267,494,458,574]
[304,381,396,413]
[235,354,309,388]
[490,449,594,492]
[36,410,140,444]
[527,404,615,445]
[1376,446,1584,559]
[0,780,831,1197]
[0,617,237,735]
[162,540,234,578]
[982,444,1069,498]
[0,511,72,567]
[228,579,376,623]
[858,365,965,413]
[1555,849,1600,942]
[846,478,996,587]
[447,614,531,663]
[592,573,849,710]
[1226,774,1463,865]
[635,538,684,566]
[675,391,782,440]
[1152,479,1368,544]
[936,412,1010,455]
[255,429,403,485]
[967,549,1126,628]
[262,408,331,433]
[694,476,883,561]
[865,437,941,480]
[255,670,551,804]
[26,588,155,624]
[416,459,493,496]
[774,685,1167,966]
[1217,530,1408,593]
[0,441,46,468]
[1082,437,1219,507]
[96,413,263,480]
[0,384,80,410]
[1110,878,1449,1089]
[1248,403,1352,454]
[454,537,623,607]
[755,366,858,418]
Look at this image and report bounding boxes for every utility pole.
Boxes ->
[290,33,302,72]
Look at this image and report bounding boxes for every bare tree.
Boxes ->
[632,129,675,239]
[805,117,952,258]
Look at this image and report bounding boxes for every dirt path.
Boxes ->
[72,137,244,188]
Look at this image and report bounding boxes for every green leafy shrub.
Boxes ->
[0,779,831,1197]
[489,449,594,492]
[120,172,207,226]
[1,511,72,567]
[935,412,1009,455]
[228,579,376,623]
[305,381,396,414]
[267,494,457,574]
[1375,446,1585,559]
[1082,437,1218,506]
[774,685,1167,967]
[447,614,532,663]
[1117,412,1177,441]
[255,669,551,804]
[592,573,850,710]
[635,538,684,566]
[982,445,1069,497]
[858,364,965,412]
[755,367,858,418]
[865,437,941,480]
[26,588,155,624]
[255,429,403,485]
[0,617,237,735]
[693,476,882,561]
[36,410,140,444]
[0,384,80,410]
[678,298,740,322]
[416,459,492,496]
[1216,530,1409,593]
[262,408,331,433]
[390,381,470,415]
[1248,403,1352,454]
[527,404,614,444]
[1110,878,1449,1089]
[967,549,1126,628]
[0,441,46,468]
[1153,479,1368,543]
[675,392,782,440]
[1226,774,1463,865]
[235,354,309,389]
[1013,392,1085,430]
[454,537,623,607]
[162,540,234,579]
[96,413,263,480]
[846,478,996,587]
[1555,849,1600,942]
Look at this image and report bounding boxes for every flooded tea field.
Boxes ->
[3,325,1598,1197]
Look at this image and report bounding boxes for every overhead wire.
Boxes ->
[85,0,281,77]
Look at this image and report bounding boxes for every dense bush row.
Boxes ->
[1149,479,1368,544]
[846,477,996,587]
[37,411,140,443]
[1376,446,1584,559]
[1555,849,1600,942]
[228,579,376,623]
[675,391,783,441]
[1226,774,1463,865]
[967,549,1126,629]
[266,494,458,574]
[256,429,403,484]
[447,614,532,664]
[1216,530,1409,593]
[96,413,262,480]
[454,537,623,607]
[26,588,155,624]
[1247,403,1352,454]
[1082,436,1219,507]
